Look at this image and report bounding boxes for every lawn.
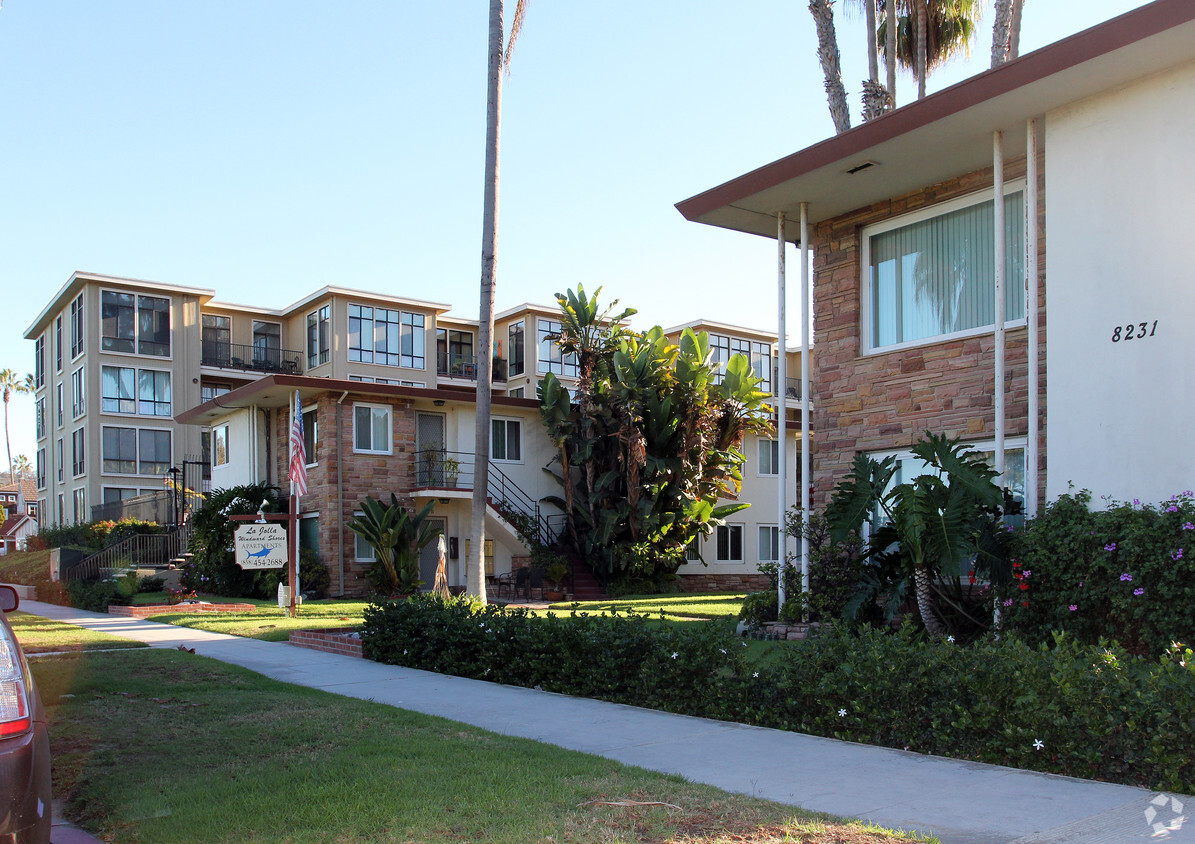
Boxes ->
[28,637,933,843]
[8,611,149,654]
[547,592,748,621]
[0,548,51,586]
[134,596,373,641]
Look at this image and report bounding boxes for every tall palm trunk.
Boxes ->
[885,0,896,105]
[469,0,506,602]
[915,0,928,99]
[861,0,888,119]
[991,0,1013,66]
[2,385,12,486]
[1009,0,1024,60]
[913,565,945,636]
[809,0,851,134]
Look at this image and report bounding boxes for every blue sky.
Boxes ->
[0,0,1146,463]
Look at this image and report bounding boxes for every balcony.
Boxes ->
[202,341,303,375]
[436,353,508,383]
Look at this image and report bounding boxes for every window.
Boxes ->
[750,342,772,392]
[353,404,391,454]
[252,321,281,366]
[401,312,425,368]
[758,525,780,563]
[353,512,375,561]
[201,383,231,403]
[71,368,85,418]
[758,439,779,476]
[212,425,229,467]
[56,494,63,526]
[537,319,578,376]
[103,487,139,505]
[307,305,330,369]
[491,418,522,462]
[465,539,495,576]
[34,336,44,388]
[71,428,85,476]
[36,449,45,490]
[202,314,231,366]
[302,407,317,466]
[102,427,137,473]
[35,398,45,440]
[137,370,171,417]
[716,524,744,562]
[101,366,136,414]
[72,488,86,524]
[56,439,63,483]
[508,321,525,376]
[138,429,171,475]
[55,316,63,372]
[56,384,63,428]
[436,328,474,376]
[710,335,771,388]
[349,307,426,368]
[509,387,524,399]
[685,539,701,562]
[101,291,171,356]
[865,188,1025,352]
[70,294,84,358]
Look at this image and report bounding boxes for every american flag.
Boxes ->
[288,390,308,496]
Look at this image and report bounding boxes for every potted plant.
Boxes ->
[442,456,461,488]
[543,561,569,602]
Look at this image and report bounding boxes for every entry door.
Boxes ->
[415,413,447,486]
[419,518,447,589]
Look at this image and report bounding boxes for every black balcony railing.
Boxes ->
[202,341,302,375]
[436,353,508,382]
[784,378,802,400]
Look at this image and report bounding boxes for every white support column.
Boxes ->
[993,131,1006,481]
[800,202,810,596]
[777,212,787,611]
[1025,119,1040,517]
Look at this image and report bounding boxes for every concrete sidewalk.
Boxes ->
[21,599,1194,844]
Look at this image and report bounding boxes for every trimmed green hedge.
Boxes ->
[364,596,1195,793]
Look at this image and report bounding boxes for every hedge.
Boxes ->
[364,595,1195,793]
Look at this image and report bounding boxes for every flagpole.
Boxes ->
[289,485,298,618]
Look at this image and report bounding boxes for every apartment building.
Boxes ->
[26,272,807,594]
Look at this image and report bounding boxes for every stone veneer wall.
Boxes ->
[677,573,770,593]
[274,394,418,598]
[810,155,1047,509]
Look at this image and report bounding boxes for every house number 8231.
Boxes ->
[1112,321,1157,343]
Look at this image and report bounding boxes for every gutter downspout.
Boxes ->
[776,212,787,612]
[336,391,348,597]
[993,131,1006,482]
[800,201,810,597]
[1025,119,1040,517]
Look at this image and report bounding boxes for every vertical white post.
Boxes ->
[800,202,811,596]
[993,131,1006,481]
[1025,119,1039,517]
[777,212,787,611]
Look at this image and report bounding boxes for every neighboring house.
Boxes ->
[26,274,808,593]
[0,514,37,555]
[677,0,1195,514]
[0,481,39,522]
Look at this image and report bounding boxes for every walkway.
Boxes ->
[21,600,1194,844]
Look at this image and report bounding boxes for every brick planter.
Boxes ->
[289,627,363,659]
[108,602,257,619]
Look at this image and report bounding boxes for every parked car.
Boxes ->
[0,585,51,843]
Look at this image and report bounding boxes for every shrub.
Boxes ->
[37,518,164,553]
[1004,490,1195,655]
[64,579,118,612]
[182,483,283,596]
[138,576,165,593]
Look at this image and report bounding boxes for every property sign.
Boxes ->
[234,523,288,569]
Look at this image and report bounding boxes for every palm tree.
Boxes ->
[469,0,529,602]
[876,0,981,101]
[810,0,852,133]
[10,455,32,482]
[991,0,1024,67]
[0,370,32,488]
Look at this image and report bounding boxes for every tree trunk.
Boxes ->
[809,0,851,134]
[991,0,1013,67]
[885,0,896,107]
[915,0,927,99]
[864,0,878,86]
[469,0,505,603]
[1009,0,1024,60]
[914,565,945,636]
[3,386,12,487]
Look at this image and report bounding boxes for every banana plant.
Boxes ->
[347,496,439,596]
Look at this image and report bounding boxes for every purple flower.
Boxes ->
[1068,604,1078,611]
[1166,504,1179,513]
[1120,573,1133,582]
[1134,588,1144,596]
[1023,570,1032,578]
[1133,499,1142,508]
[1003,598,1014,607]
[1105,543,1118,552]
[1173,549,1185,561]
[1185,490,1193,497]
[1184,523,1194,531]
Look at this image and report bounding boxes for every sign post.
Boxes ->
[230,506,299,616]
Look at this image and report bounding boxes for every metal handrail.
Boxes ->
[66,522,192,582]
[435,353,508,382]
[201,341,303,375]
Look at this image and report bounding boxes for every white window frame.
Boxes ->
[716,524,744,563]
[212,425,230,467]
[352,403,392,455]
[71,368,85,419]
[758,524,780,564]
[302,405,318,468]
[101,365,136,415]
[71,428,86,477]
[56,384,64,429]
[490,417,523,464]
[860,182,1028,356]
[757,438,779,477]
[72,487,86,524]
[353,511,376,562]
[69,293,84,360]
[137,369,172,418]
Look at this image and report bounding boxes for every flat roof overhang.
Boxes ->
[175,374,539,427]
[676,0,1195,238]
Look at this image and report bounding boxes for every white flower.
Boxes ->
[947,635,955,643]
[838,708,847,717]
[720,648,727,654]
[1033,739,1044,750]
[752,672,760,678]
[671,652,679,660]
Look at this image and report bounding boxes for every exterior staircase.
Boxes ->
[569,562,607,601]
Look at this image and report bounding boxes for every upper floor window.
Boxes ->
[35,398,45,440]
[201,383,231,403]
[758,438,779,476]
[202,314,231,366]
[70,294,84,358]
[71,369,85,419]
[101,366,135,414]
[507,321,525,377]
[34,336,44,388]
[710,335,771,390]
[864,188,1025,353]
[137,370,171,417]
[56,384,63,428]
[307,305,330,369]
[252,321,281,365]
[537,319,578,377]
[101,291,171,356]
[55,316,63,372]
[71,428,86,476]
[491,418,522,463]
[36,448,46,490]
[436,328,474,376]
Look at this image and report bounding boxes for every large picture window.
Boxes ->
[102,427,137,473]
[202,314,231,366]
[101,366,136,414]
[138,429,171,475]
[865,189,1025,352]
[102,291,171,356]
[537,319,578,377]
[137,370,171,417]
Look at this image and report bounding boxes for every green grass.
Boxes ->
[31,642,934,843]
[547,592,748,620]
[0,548,52,587]
[136,598,372,641]
[8,611,149,654]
